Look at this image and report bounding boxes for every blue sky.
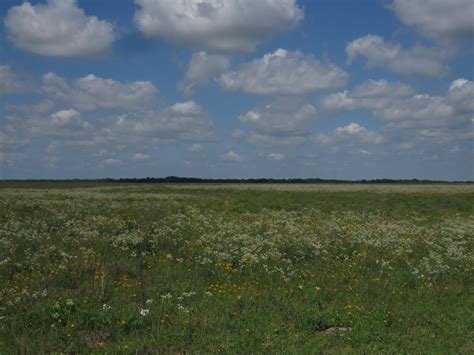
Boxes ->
[0,0,473,180]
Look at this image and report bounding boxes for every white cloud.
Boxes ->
[346,34,447,76]
[238,97,316,147]
[134,0,303,52]
[50,109,91,129]
[375,94,454,127]
[267,153,285,160]
[353,79,414,98]
[322,78,474,143]
[449,146,461,154]
[315,123,384,145]
[321,91,357,111]
[113,100,213,141]
[240,97,316,135]
[247,132,306,147]
[179,51,231,95]
[219,49,348,95]
[231,129,245,139]
[399,142,415,150]
[389,0,474,45]
[9,107,94,143]
[132,153,150,161]
[168,100,203,115]
[447,78,474,114]
[188,143,202,152]
[4,0,115,57]
[42,73,158,111]
[221,150,243,161]
[5,100,215,162]
[102,158,121,166]
[0,65,37,95]
[322,79,414,111]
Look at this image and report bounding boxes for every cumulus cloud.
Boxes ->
[221,150,243,161]
[113,100,213,141]
[231,129,245,139]
[168,100,203,115]
[132,153,150,161]
[240,97,316,136]
[346,35,447,76]
[447,78,474,114]
[179,51,231,95]
[322,78,474,131]
[389,0,474,45]
[134,0,303,52]
[375,95,455,127]
[247,132,306,147]
[0,65,37,95]
[42,73,158,111]
[4,0,115,57]
[49,109,91,130]
[102,158,121,166]
[314,123,384,145]
[322,79,414,111]
[7,108,93,144]
[188,143,202,152]
[2,67,216,161]
[353,79,414,98]
[238,97,317,147]
[219,49,348,95]
[267,153,285,160]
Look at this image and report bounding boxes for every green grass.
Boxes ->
[1,184,473,353]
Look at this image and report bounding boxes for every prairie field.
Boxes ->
[1,183,473,353]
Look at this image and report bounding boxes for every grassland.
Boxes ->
[1,184,473,353]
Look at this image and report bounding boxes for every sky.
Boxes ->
[0,0,473,180]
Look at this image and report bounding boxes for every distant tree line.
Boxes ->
[1,176,473,184]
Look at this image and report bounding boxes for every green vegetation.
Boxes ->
[1,184,473,353]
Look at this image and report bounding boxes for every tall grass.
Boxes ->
[1,185,473,352]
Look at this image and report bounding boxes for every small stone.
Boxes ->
[320,327,352,334]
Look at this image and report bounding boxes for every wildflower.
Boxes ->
[161,293,172,300]
[95,341,105,347]
[146,299,153,304]
[177,304,190,313]
[102,303,111,311]
[223,262,234,271]
[140,308,150,317]
[66,299,74,306]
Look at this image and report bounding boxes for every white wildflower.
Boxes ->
[140,308,150,317]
